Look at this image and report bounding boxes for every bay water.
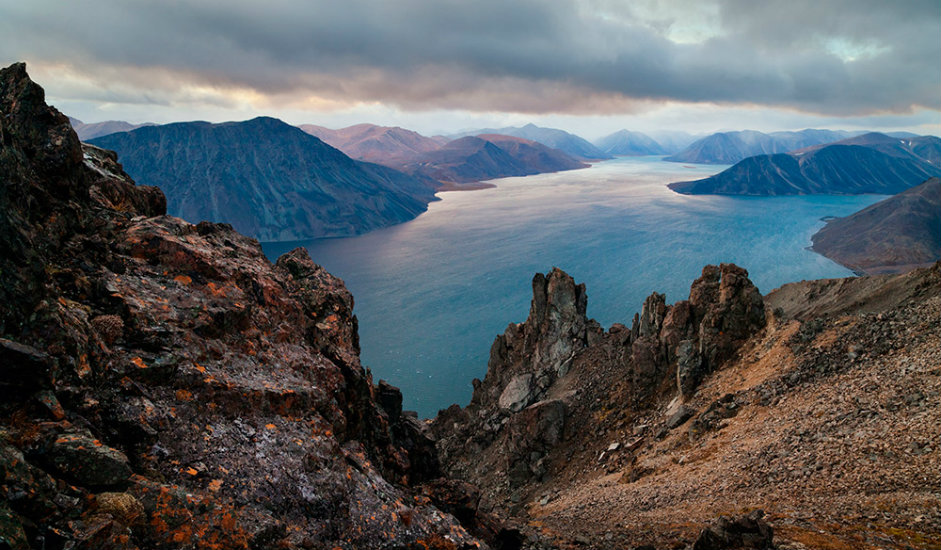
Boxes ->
[263,157,884,417]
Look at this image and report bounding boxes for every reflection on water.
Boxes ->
[263,157,884,417]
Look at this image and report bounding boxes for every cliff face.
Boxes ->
[0,62,481,550]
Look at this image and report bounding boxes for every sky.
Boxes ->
[1,0,939,140]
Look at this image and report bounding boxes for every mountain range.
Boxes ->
[451,123,611,161]
[811,177,941,274]
[669,133,941,196]
[664,129,860,164]
[300,123,588,185]
[399,134,587,184]
[593,129,667,156]
[90,117,438,241]
[68,116,154,140]
[298,123,446,165]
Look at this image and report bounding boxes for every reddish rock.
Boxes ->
[0,62,478,550]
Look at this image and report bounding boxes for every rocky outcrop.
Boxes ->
[693,510,774,550]
[432,264,766,504]
[476,268,600,412]
[0,62,481,550]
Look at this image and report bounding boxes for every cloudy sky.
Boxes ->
[1,0,938,139]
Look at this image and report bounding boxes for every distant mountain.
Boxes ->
[594,130,666,156]
[90,117,438,241]
[665,129,857,164]
[69,116,154,140]
[452,123,610,161]
[400,134,586,184]
[298,123,444,165]
[669,133,941,196]
[811,177,940,274]
[811,132,941,165]
[645,130,700,154]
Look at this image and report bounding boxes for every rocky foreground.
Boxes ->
[432,263,940,549]
[2,62,939,550]
[0,62,493,549]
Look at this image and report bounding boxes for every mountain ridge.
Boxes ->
[594,129,667,156]
[665,128,859,164]
[398,134,587,184]
[669,133,941,196]
[298,122,446,165]
[450,123,611,161]
[89,116,439,241]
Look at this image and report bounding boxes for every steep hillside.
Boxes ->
[594,130,666,156]
[90,118,438,241]
[433,263,941,549]
[0,61,503,550]
[452,123,611,161]
[400,135,586,184]
[665,129,854,164]
[669,135,941,195]
[811,177,941,274]
[298,123,444,165]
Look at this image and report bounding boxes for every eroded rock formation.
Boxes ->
[432,264,766,500]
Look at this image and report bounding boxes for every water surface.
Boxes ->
[263,157,884,417]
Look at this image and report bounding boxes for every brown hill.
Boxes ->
[812,177,941,274]
[401,135,586,184]
[298,123,444,165]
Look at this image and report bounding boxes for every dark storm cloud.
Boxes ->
[1,0,938,114]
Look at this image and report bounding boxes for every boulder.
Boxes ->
[95,492,145,525]
[693,510,774,550]
[505,400,567,485]
[666,404,696,430]
[499,374,536,412]
[45,433,132,488]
